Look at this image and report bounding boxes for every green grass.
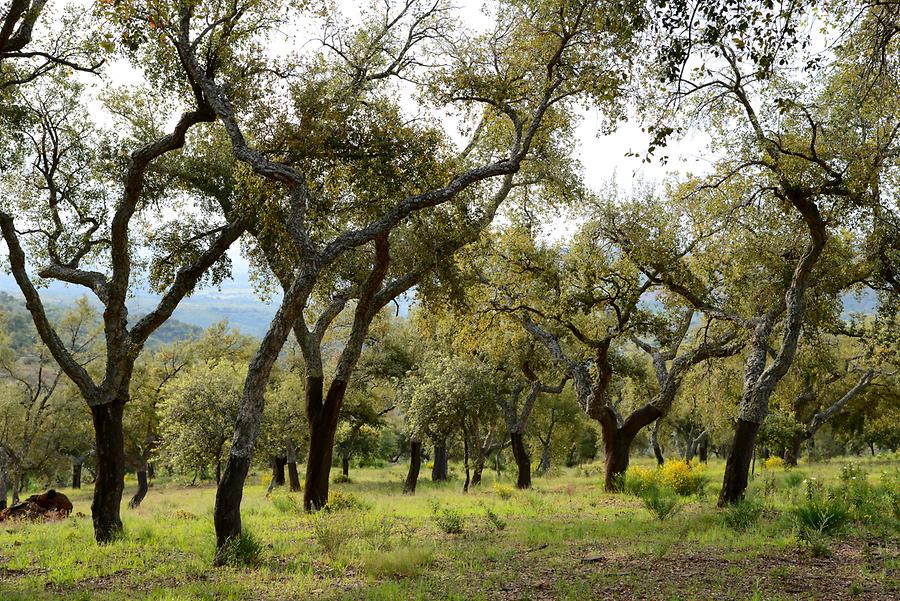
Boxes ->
[0,457,897,600]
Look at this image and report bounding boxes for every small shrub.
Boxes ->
[796,527,833,558]
[657,460,706,496]
[361,546,434,578]
[493,483,515,500]
[484,507,507,532]
[839,475,881,524]
[889,488,900,521]
[839,463,866,483]
[881,469,900,520]
[762,472,778,496]
[271,493,301,514]
[312,516,347,561]
[358,515,395,551]
[326,490,369,512]
[784,471,806,489]
[794,492,849,535]
[541,466,561,479]
[723,497,764,532]
[172,510,197,520]
[433,506,464,534]
[216,530,263,567]
[332,473,351,484]
[763,456,785,471]
[579,463,604,478]
[623,461,705,497]
[640,486,681,521]
[130,524,156,544]
[623,466,655,496]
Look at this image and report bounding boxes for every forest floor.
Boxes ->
[0,456,897,600]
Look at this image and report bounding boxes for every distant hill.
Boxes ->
[0,267,414,338]
[0,290,204,351]
[0,270,278,338]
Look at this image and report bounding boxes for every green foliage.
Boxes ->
[761,473,778,497]
[431,504,464,534]
[397,348,499,443]
[216,530,263,567]
[312,515,348,562]
[156,361,244,477]
[784,471,806,488]
[722,497,764,532]
[360,546,434,578]
[796,527,834,558]
[793,492,850,535]
[839,463,866,483]
[639,485,682,521]
[270,493,302,514]
[326,491,370,513]
[483,506,507,532]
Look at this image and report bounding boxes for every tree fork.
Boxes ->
[303,378,345,511]
[600,405,662,492]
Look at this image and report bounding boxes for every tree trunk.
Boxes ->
[510,432,531,489]
[431,441,448,482]
[462,435,470,493]
[341,456,350,478]
[868,442,876,457]
[286,461,300,491]
[718,419,760,506]
[90,401,126,543]
[213,454,252,563]
[538,442,551,475]
[72,461,82,489]
[304,378,344,511]
[784,434,803,467]
[215,459,222,484]
[653,443,665,466]
[0,465,7,510]
[403,441,421,494]
[11,470,21,505]
[651,424,665,466]
[272,456,286,487]
[286,439,301,492]
[471,456,485,487]
[698,436,708,464]
[148,463,155,480]
[128,466,148,509]
[685,437,697,462]
[603,430,631,492]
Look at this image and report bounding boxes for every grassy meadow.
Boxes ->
[0,457,897,600]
